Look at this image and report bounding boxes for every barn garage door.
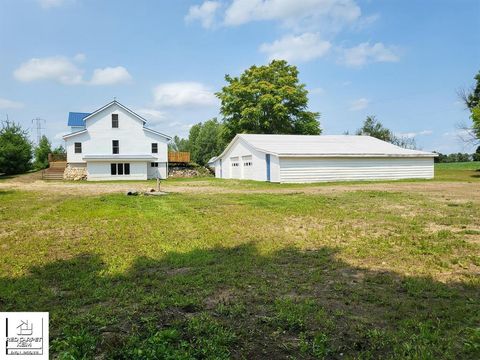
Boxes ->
[279,157,434,183]
[241,155,253,179]
[230,157,240,179]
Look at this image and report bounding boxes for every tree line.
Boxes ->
[173,64,480,166]
[0,121,64,175]
[2,63,479,174]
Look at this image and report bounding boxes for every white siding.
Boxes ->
[214,159,222,178]
[147,162,167,179]
[64,102,169,181]
[219,138,267,181]
[279,157,434,183]
[87,162,148,181]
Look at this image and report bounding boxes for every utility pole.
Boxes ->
[32,117,46,146]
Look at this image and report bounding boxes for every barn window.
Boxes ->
[112,114,119,128]
[124,163,130,175]
[151,162,158,167]
[151,143,158,153]
[110,163,116,175]
[117,163,124,175]
[74,142,82,153]
[112,140,119,154]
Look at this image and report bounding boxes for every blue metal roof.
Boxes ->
[68,112,90,126]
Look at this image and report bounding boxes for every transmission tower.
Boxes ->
[32,117,46,145]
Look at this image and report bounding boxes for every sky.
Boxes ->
[0,0,479,153]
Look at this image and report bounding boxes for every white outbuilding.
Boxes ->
[208,134,437,183]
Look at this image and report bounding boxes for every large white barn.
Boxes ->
[209,134,436,183]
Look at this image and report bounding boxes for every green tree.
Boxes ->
[216,60,321,142]
[52,145,66,155]
[460,70,480,110]
[34,135,52,169]
[471,104,480,140]
[356,116,393,142]
[356,116,416,149]
[459,71,480,142]
[189,119,225,165]
[473,146,480,162]
[168,135,190,152]
[0,121,32,175]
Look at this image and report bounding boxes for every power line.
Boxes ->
[31,117,46,146]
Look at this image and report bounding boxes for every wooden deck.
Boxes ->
[168,151,190,163]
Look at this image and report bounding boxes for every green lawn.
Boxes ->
[0,175,479,358]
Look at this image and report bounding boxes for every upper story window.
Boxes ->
[112,140,119,154]
[74,142,82,153]
[112,114,119,128]
[151,143,158,153]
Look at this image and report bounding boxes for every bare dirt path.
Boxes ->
[1,173,478,202]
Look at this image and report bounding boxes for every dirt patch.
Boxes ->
[1,175,479,203]
[204,288,236,310]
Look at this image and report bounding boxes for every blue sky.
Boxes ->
[1,0,479,153]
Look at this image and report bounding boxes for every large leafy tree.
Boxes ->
[34,135,52,169]
[356,116,392,142]
[189,118,225,165]
[0,121,32,175]
[216,60,321,142]
[356,116,416,149]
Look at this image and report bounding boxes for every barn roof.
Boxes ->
[221,134,436,158]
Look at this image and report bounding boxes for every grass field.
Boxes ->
[0,168,479,359]
[435,161,480,170]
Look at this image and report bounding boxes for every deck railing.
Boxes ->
[168,151,190,163]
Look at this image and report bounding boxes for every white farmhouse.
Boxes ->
[209,134,437,183]
[63,100,171,181]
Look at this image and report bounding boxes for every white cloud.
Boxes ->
[349,98,369,111]
[73,53,86,62]
[185,1,221,28]
[339,42,400,67]
[0,98,24,109]
[89,66,132,85]
[223,0,361,29]
[136,108,166,124]
[14,56,84,85]
[38,0,67,8]
[13,56,132,86]
[397,130,433,138]
[259,33,331,62]
[153,82,218,108]
[309,87,325,95]
[186,0,363,31]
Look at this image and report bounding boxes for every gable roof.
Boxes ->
[219,134,436,158]
[83,100,147,124]
[62,129,88,139]
[144,127,171,140]
[68,112,90,126]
